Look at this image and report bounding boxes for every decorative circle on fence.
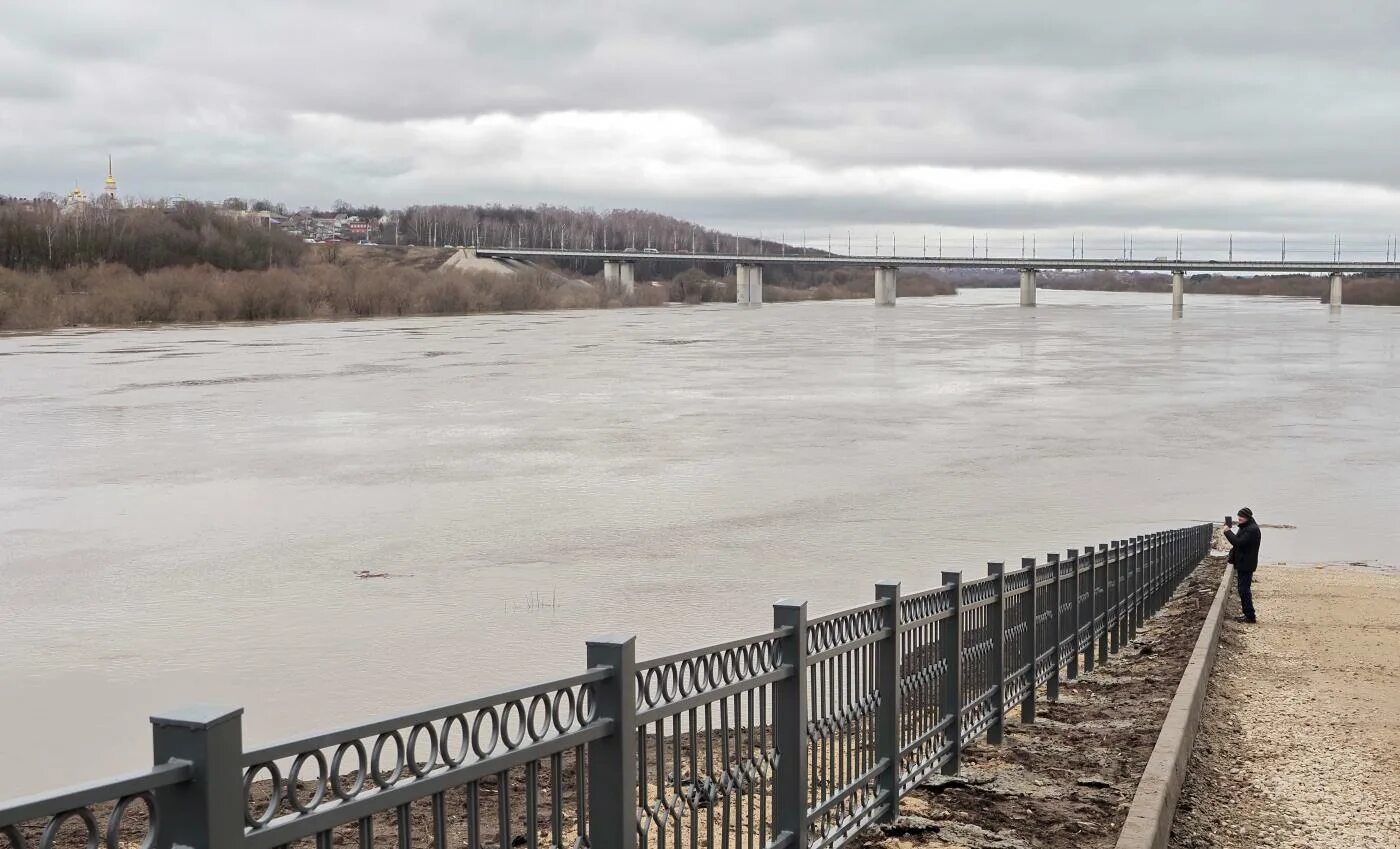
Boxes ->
[106,793,157,849]
[330,739,368,799]
[40,810,98,849]
[371,730,406,788]
[406,723,439,777]
[286,750,328,814]
[242,761,282,827]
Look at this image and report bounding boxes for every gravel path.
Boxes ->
[1170,562,1400,848]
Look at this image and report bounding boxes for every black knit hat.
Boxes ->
[1237,507,1253,519]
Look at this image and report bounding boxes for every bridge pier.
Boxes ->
[1019,269,1037,307]
[735,263,763,305]
[603,260,620,295]
[619,261,636,297]
[1171,270,1185,318]
[875,266,897,306]
[1329,272,1343,311]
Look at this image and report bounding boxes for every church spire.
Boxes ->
[103,154,117,199]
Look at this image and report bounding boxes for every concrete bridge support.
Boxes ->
[875,266,897,306]
[735,263,763,305]
[1019,269,1037,306]
[619,261,636,297]
[603,260,620,295]
[1329,273,1343,310]
[1171,270,1185,318]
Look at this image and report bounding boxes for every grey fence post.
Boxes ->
[150,706,244,849]
[1148,532,1157,615]
[1046,552,1062,701]
[586,635,638,849]
[1108,541,1120,655]
[940,571,963,775]
[773,600,810,848]
[1065,550,1080,679]
[874,581,901,823]
[1020,557,1037,724]
[1117,540,1130,648]
[1143,533,1152,623]
[1142,534,1150,618]
[1166,530,1174,596]
[1083,546,1096,673]
[1097,544,1110,664]
[1157,531,1166,611]
[987,562,1006,745]
[1128,536,1141,638]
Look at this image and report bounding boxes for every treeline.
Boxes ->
[399,204,781,255]
[0,262,669,331]
[0,202,305,273]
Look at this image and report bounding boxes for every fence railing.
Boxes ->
[1,523,1212,849]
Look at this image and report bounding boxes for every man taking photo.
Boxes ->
[1224,507,1262,623]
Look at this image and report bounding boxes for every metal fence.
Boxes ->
[1,523,1212,849]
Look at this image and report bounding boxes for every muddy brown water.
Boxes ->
[2,291,1397,795]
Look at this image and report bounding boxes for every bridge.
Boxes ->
[473,247,1400,313]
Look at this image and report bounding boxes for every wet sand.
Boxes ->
[1170,563,1400,848]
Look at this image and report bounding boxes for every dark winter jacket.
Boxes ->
[1224,520,1262,571]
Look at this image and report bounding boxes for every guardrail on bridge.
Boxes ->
[1,523,1213,849]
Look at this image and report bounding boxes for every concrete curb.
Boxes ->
[1115,562,1233,849]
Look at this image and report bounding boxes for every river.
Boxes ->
[2,289,1397,794]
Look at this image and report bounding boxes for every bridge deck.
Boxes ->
[475,247,1400,275]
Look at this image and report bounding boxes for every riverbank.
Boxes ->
[1168,562,1400,849]
[0,249,955,331]
[853,556,1226,849]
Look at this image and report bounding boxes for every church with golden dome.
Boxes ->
[63,156,120,213]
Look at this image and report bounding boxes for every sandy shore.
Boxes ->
[1170,562,1400,848]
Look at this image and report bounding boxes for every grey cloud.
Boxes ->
[3,0,1399,237]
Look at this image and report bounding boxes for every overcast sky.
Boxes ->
[5,0,1400,257]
